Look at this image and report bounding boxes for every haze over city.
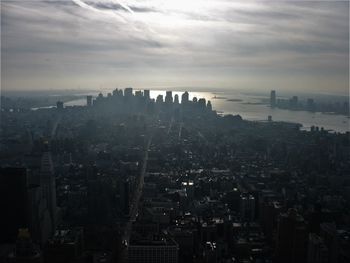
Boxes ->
[1,1,350,263]
[1,0,349,95]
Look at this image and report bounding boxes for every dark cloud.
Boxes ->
[87,2,126,11]
[74,1,158,13]
[130,6,157,13]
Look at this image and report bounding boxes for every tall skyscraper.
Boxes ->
[135,90,143,97]
[0,166,54,245]
[124,87,133,97]
[207,101,212,111]
[307,233,329,263]
[144,90,150,99]
[240,194,255,222]
[0,168,30,243]
[270,90,276,107]
[198,98,206,108]
[112,88,118,96]
[156,95,164,103]
[56,101,64,110]
[275,209,308,263]
[165,91,173,103]
[320,223,339,263]
[86,96,92,107]
[120,179,130,216]
[40,150,57,232]
[181,92,189,104]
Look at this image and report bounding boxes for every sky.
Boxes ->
[1,0,349,95]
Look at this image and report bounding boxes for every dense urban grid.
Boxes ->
[1,88,349,263]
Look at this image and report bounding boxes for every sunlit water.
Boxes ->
[63,90,349,133]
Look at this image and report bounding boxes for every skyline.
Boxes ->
[1,0,349,95]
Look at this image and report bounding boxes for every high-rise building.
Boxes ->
[135,90,143,97]
[203,242,217,263]
[124,87,133,97]
[44,228,84,263]
[168,227,195,263]
[165,91,173,103]
[207,101,212,111]
[260,200,282,243]
[144,90,150,99]
[112,88,118,96]
[270,90,276,107]
[181,92,189,104]
[174,94,179,104]
[320,223,338,263]
[0,166,54,245]
[307,98,315,111]
[0,167,31,243]
[120,179,130,216]
[275,209,308,263]
[87,179,111,224]
[307,233,328,263]
[86,96,92,107]
[290,96,298,109]
[86,163,97,181]
[240,194,255,222]
[7,228,42,263]
[40,150,57,231]
[156,95,164,104]
[181,181,194,201]
[224,188,240,211]
[198,98,206,108]
[128,235,179,263]
[56,101,64,110]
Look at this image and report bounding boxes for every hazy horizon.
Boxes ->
[1,0,349,95]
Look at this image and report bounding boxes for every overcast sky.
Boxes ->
[1,0,349,94]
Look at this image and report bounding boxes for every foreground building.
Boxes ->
[128,235,178,263]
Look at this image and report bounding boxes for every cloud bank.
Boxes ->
[1,0,349,94]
